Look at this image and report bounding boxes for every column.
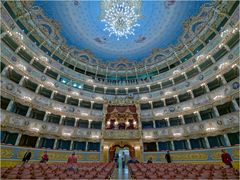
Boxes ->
[15,46,23,53]
[179,115,185,125]
[26,107,32,117]
[29,57,36,65]
[18,76,25,86]
[202,83,210,92]
[136,87,139,93]
[217,74,227,84]
[186,139,192,150]
[125,88,128,94]
[85,142,88,151]
[194,65,202,73]
[65,95,69,103]
[158,82,162,89]
[88,120,92,128]
[6,100,14,111]
[187,90,194,99]
[74,118,78,127]
[43,67,48,74]
[170,141,175,151]
[153,120,156,128]
[53,139,58,149]
[232,99,239,111]
[59,116,65,125]
[70,140,74,150]
[50,91,55,99]
[147,85,151,92]
[15,133,22,146]
[169,78,175,85]
[165,118,170,127]
[213,107,220,117]
[194,111,202,122]
[115,88,118,95]
[204,137,210,148]
[162,99,166,106]
[43,113,48,122]
[182,72,188,80]
[223,134,231,146]
[35,84,42,94]
[104,87,107,94]
[156,142,159,151]
[78,99,82,107]
[223,44,230,52]
[1,66,9,76]
[149,101,153,115]
[208,56,216,63]
[35,137,41,148]
[174,95,180,103]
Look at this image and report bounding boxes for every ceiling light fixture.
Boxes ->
[101,0,141,40]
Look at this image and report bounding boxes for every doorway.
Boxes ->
[116,147,129,169]
[109,144,135,163]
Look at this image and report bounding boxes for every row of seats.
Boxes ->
[1,162,115,179]
[128,163,239,179]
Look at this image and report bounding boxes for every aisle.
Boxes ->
[111,166,129,180]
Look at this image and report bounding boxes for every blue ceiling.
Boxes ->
[35,0,208,62]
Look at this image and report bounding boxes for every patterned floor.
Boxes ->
[111,166,129,180]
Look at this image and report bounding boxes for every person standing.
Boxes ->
[22,150,32,164]
[122,152,126,169]
[221,149,233,168]
[67,152,77,164]
[66,152,78,172]
[114,153,119,168]
[165,151,171,163]
[40,151,49,163]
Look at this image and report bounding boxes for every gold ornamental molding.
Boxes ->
[103,130,141,140]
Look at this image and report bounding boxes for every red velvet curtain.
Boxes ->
[129,105,136,112]
[116,106,128,113]
[107,106,115,113]
[129,146,135,158]
[109,146,116,162]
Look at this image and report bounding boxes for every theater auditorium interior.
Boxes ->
[0,0,239,179]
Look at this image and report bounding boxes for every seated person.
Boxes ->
[127,157,139,164]
[147,157,153,164]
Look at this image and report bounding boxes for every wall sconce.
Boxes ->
[72,92,79,96]
[31,127,39,132]
[206,127,216,132]
[91,135,99,139]
[155,112,163,116]
[141,97,148,100]
[213,95,223,100]
[22,96,32,101]
[183,107,191,110]
[103,145,109,150]
[134,146,140,150]
[54,107,62,111]
[173,133,182,137]
[144,135,153,139]
[81,113,88,116]
[62,132,71,136]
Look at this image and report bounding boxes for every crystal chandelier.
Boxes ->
[101,0,141,40]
